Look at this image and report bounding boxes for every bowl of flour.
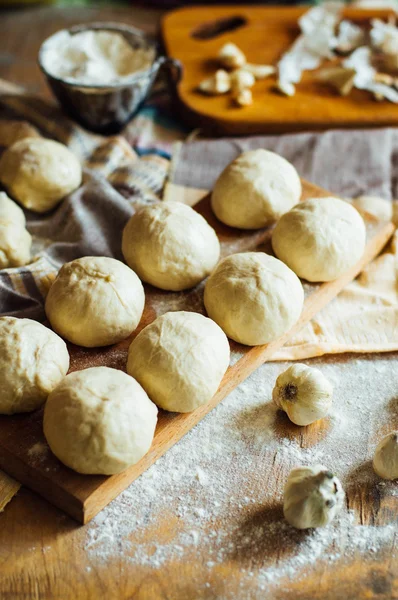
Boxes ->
[38,22,181,133]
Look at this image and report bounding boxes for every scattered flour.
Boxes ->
[84,353,398,594]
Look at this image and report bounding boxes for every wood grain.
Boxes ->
[0,180,393,524]
[162,6,398,135]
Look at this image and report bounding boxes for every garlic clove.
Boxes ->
[373,431,398,480]
[283,464,345,529]
[233,88,253,107]
[230,68,255,91]
[198,69,231,95]
[272,363,333,426]
[244,63,275,80]
[218,43,246,69]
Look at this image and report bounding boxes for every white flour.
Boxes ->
[41,29,155,86]
[84,353,398,594]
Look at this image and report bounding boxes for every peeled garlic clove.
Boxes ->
[373,431,398,480]
[272,364,333,426]
[218,43,246,69]
[233,88,253,107]
[230,69,255,91]
[283,465,345,529]
[198,70,231,95]
[276,80,295,97]
[245,63,275,80]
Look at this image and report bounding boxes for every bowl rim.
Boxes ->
[37,21,162,91]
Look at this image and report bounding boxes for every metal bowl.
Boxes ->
[38,22,182,134]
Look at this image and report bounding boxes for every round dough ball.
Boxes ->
[0,191,26,227]
[204,252,304,346]
[0,221,31,269]
[352,195,392,222]
[0,316,69,414]
[211,149,302,229]
[127,311,230,413]
[45,256,145,347]
[122,201,220,291]
[272,197,366,282]
[43,367,158,475]
[0,137,82,213]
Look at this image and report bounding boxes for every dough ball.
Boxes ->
[272,197,366,282]
[0,191,31,268]
[43,367,158,475]
[0,191,26,227]
[211,149,302,229]
[0,221,31,269]
[122,201,220,291]
[127,311,230,413]
[0,137,82,213]
[45,256,145,347]
[0,316,69,414]
[204,252,304,346]
[352,195,392,222]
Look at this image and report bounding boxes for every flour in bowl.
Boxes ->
[40,29,155,86]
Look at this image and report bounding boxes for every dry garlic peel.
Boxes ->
[373,431,398,480]
[284,465,345,529]
[272,364,333,426]
[218,43,246,69]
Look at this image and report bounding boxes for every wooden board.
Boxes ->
[0,180,393,524]
[162,6,398,135]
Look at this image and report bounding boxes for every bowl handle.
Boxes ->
[158,56,183,85]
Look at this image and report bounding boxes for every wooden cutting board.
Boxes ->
[0,181,393,524]
[162,6,398,135]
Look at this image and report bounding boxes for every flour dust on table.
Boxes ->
[84,354,398,595]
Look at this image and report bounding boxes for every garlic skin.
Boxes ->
[272,364,333,426]
[373,431,398,480]
[284,465,345,529]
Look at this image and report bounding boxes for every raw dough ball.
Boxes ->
[45,256,145,347]
[122,201,220,291]
[272,364,333,426]
[352,195,392,222]
[0,191,26,227]
[211,149,302,229]
[204,252,304,346]
[0,316,69,414]
[0,221,31,269]
[43,367,157,475]
[0,137,82,213]
[0,192,31,268]
[283,465,345,529]
[127,311,230,413]
[272,197,366,282]
[373,431,398,480]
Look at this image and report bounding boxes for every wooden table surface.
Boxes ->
[0,5,397,600]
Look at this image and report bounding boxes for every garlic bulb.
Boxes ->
[283,465,345,529]
[373,431,398,480]
[272,364,333,426]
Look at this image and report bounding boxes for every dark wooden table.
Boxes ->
[0,5,397,600]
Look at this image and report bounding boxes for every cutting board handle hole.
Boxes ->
[191,16,247,40]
